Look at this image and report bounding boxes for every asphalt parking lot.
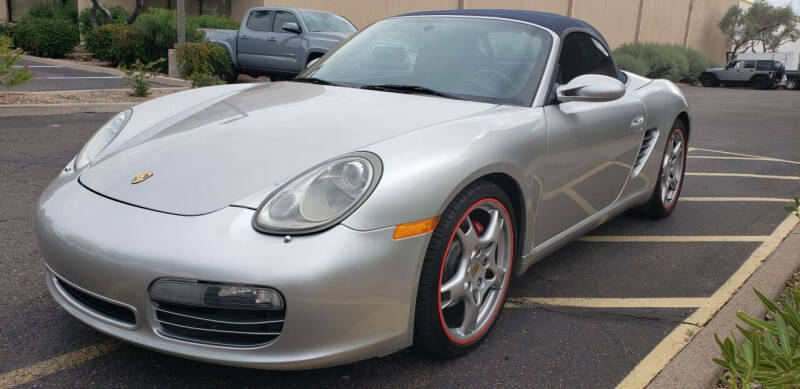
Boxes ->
[0,86,798,388]
[2,59,172,92]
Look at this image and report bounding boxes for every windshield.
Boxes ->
[301,11,357,33]
[300,17,553,106]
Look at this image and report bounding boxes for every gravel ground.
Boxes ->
[0,88,187,104]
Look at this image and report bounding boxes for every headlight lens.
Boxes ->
[74,109,132,170]
[254,153,381,234]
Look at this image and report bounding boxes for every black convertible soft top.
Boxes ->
[398,9,601,38]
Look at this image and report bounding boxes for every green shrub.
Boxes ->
[0,35,31,89]
[613,42,716,83]
[27,2,78,23]
[189,72,224,88]
[684,47,718,83]
[190,14,239,29]
[176,42,230,78]
[79,5,129,34]
[13,17,79,58]
[85,24,147,66]
[121,58,164,97]
[614,53,650,76]
[84,23,115,61]
[133,8,202,67]
[714,288,800,388]
[0,23,16,39]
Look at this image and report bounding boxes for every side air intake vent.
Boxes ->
[631,129,659,177]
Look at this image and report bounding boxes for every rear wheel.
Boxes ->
[787,78,798,90]
[414,180,515,357]
[642,120,687,218]
[700,74,718,87]
[752,77,769,90]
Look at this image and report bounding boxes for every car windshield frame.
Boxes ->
[298,16,554,107]
[300,11,357,33]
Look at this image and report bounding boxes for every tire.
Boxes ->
[752,77,768,90]
[221,68,239,83]
[700,75,718,87]
[787,78,798,90]
[641,120,688,218]
[414,180,515,357]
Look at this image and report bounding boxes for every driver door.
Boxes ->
[535,32,645,244]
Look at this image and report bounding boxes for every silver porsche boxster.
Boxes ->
[36,9,690,369]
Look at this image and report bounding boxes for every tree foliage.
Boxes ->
[0,36,31,89]
[719,1,800,59]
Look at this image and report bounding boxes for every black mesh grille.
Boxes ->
[151,299,285,347]
[57,278,136,325]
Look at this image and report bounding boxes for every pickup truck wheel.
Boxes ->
[221,69,239,83]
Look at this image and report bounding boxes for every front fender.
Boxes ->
[344,105,549,257]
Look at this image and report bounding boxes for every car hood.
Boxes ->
[79,82,495,216]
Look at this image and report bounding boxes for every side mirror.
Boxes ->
[556,74,625,103]
[282,22,301,34]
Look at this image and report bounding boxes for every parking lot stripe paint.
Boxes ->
[32,77,124,80]
[687,156,766,161]
[12,65,61,68]
[505,297,709,309]
[617,214,800,389]
[0,341,121,389]
[680,197,792,202]
[579,235,771,242]
[685,172,800,180]
[688,147,800,165]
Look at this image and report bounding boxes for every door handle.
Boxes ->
[267,37,277,42]
[630,115,645,133]
[240,34,249,39]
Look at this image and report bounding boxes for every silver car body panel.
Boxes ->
[36,13,690,369]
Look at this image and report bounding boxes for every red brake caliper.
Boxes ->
[472,220,485,236]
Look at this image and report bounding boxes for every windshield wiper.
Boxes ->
[292,77,339,86]
[360,84,463,100]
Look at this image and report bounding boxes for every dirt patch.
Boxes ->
[0,88,187,105]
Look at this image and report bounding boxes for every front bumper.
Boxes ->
[35,173,430,369]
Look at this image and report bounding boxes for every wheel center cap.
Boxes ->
[468,261,480,278]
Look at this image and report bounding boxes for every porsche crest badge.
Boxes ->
[131,171,153,184]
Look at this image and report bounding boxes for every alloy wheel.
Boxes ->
[660,129,685,208]
[438,200,512,343]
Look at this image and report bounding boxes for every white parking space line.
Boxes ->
[688,147,800,165]
[32,76,124,80]
[578,235,772,243]
[687,156,764,161]
[505,297,709,309]
[12,65,62,68]
[618,214,800,388]
[0,341,121,389]
[685,172,800,180]
[680,197,792,202]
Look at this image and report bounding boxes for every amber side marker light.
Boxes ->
[393,216,440,240]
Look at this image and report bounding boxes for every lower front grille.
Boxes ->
[56,278,136,325]
[150,281,285,347]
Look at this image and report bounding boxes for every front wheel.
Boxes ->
[787,78,799,90]
[414,180,515,357]
[641,120,687,218]
[700,75,718,87]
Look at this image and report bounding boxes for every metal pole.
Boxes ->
[177,0,185,46]
[683,0,695,48]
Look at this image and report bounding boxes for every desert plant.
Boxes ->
[83,23,116,61]
[786,198,800,218]
[0,35,31,89]
[13,16,79,58]
[614,53,650,76]
[189,72,224,88]
[190,14,240,29]
[79,5,129,34]
[133,8,202,67]
[714,288,800,388]
[120,58,164,97]
[106,24,147,66]
[613,42,717,83]
[27,2,78,23]
[0,23,16,38]
[176,41,231,78]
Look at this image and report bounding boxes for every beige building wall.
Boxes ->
[464,0,569,15]
[688,0,738,63]
[638,0,691,45]
[0,0,8,21]
[572,0,640,49]
[77,0,137,14]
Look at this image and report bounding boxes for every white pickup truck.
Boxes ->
[205,7,356,81]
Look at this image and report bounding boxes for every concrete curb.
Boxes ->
[647,221,800,388]
[22,55,190,87]
[0,102,134,117]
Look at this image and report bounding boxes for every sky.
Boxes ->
[765,0,800,14]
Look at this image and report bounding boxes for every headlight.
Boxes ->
[253,152,382,234]
[74,109,132,170]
